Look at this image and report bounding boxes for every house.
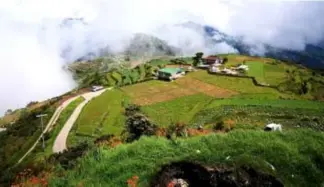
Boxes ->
[91,85,104,92]
[158,68,185,81]
[0,128,6,132]
[202,56,223,65]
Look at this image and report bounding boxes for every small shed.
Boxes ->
[158,68,185,81]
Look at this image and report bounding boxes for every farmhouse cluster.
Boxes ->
[157,55,250,81]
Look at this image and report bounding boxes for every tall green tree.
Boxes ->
[192,52,204,66]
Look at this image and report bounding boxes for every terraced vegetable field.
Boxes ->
[141,94,214,126]
[74,89,128,136]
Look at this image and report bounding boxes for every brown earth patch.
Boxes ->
[229,55,274,63]
[122,81,180,98]
[175,78,238,98]
[132,87,196,106]
[187,128,213,136]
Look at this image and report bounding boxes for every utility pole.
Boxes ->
[36,114,48,150]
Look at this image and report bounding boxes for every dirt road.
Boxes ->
[52,88,108,153]
[16,96,80,165]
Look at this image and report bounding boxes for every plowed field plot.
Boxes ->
[122,80,196,105]
[175,78,238,98]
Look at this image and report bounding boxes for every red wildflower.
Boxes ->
[167,181,175,187]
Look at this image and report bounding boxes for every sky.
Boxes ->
[0,0,324,115]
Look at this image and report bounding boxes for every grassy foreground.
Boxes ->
[49,129,324,187]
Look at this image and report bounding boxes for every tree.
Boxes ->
[300,81,311,95]
[192,52,204,66]
[223,57,228,63]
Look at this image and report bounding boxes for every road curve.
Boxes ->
[15,96,80,166]
[53,88,108,153]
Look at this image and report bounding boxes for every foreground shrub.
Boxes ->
[125,104,141,117]
[213,121,225,131]
[49,142,90,169]
[123,113,157,142]
[166,123,188,139]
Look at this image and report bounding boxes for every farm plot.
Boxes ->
[263,63,289,86]
[246,62,266,83]
[142,94,214,126]
[187,70,284,97]
[121,80,197,106]
[74,89,127,137]
[175,77,238,98]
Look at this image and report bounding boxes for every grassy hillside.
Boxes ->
[49,129,324,187]
[0,104,55,185]
[70,89,128,143]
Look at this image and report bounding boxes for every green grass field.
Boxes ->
[74,89,128,137]
[246,62,266,83]
[148,59,170,67]
[187,70,285,97]
[205,98,324,110]
[49,129,324,187]
[263,63,289,86]
[141,94,214,126]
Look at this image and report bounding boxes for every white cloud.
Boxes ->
[1,0,324,115]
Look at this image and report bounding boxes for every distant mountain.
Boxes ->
[59,18,324,69]
[202,24,324,69]
[124,33,180,57]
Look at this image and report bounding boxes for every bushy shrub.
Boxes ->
[124,113,157,142]
[49,142,90,169]
[223,57,228,63]
[166,123,188,139]
[170,58,186,65]
[125,104,141,116]
[213,121,225,131]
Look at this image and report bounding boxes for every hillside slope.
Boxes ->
[49,130,324,187]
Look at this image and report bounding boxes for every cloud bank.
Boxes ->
[1,0,324,115]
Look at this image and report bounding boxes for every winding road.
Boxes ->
[16,96,80,165]
[16,88,109,166]
[53,88,108,153]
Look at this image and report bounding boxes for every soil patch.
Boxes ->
[151,161,283,187]
[133,87,196,106]
[175,78,238,98]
